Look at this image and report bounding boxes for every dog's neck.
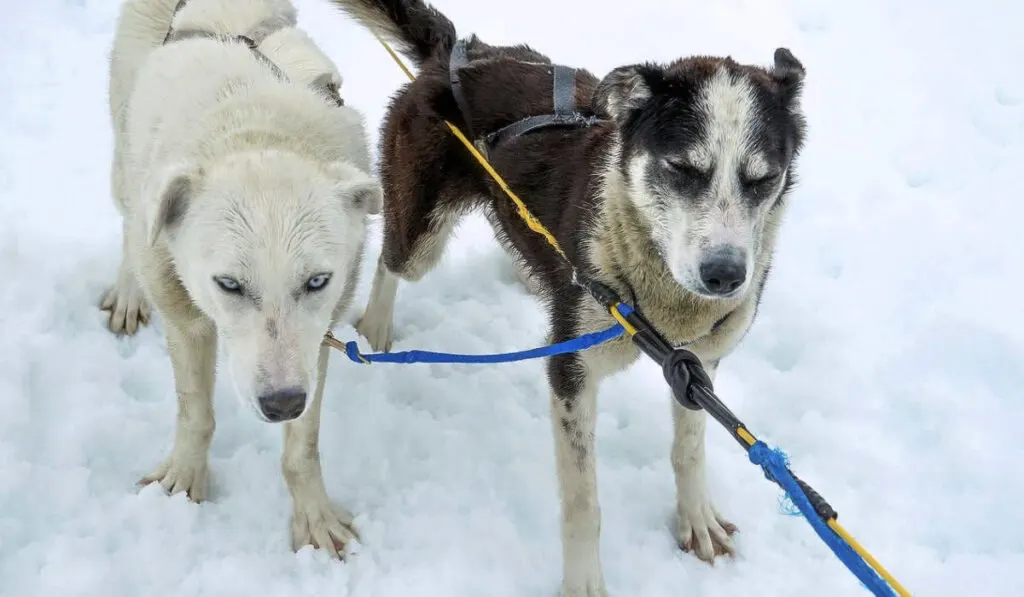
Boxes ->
[587,163,779,346]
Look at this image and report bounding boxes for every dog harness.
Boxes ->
[448,38,603,149]
[161,0,344,108]
[448,38,734,336]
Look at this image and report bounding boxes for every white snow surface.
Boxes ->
[2,0,1023,595]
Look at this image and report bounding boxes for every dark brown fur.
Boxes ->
[375,35,613,298]
[331,0,808,586]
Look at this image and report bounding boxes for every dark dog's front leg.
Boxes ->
[548,351,608,597]
[670,357,737,562]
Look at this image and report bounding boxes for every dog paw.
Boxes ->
[560,558,607,597]
[100,274,151,336]
[355,309,392,353]
[139,454,209,502]
[675,494,738,564]
[290,494,360,560]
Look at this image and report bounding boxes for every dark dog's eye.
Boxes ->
[305,273,332,292]
[663,158,707,180]
[743,172,781,192]
[214,275,243,294]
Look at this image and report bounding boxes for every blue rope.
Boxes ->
[747,441,898,597]
[344,304,632,364]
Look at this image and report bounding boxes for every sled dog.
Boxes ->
[104,0,382,558]
[329,0,807,593]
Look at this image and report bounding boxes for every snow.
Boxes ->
[2,0,1023,595]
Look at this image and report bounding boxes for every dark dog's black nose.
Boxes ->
[699,248,747,296]
[258,388,307,422]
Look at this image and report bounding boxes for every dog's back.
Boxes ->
[328,0,600,150]
[444,38,602,149]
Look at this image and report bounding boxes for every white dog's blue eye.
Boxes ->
[305,274,331,292]
[214,275,242,294]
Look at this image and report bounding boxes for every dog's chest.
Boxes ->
[640,289,740,348]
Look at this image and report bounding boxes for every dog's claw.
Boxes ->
[139,454,209,503]
[678,517,738,564]
[100,269,151,336]
[291,496,360,560]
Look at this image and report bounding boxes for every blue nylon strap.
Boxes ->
[747,442,899,597]
[341,303,900,596]
[345,320,627,365]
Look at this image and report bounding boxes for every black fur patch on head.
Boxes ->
[601,53,807,210]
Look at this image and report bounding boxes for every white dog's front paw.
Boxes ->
[100,270,151,336]
[561,579,608,597]
[675,488,737,564]
[355,308,392,352]
[561,556,608,597]
[139,453,209,502]
[290,492,360,560]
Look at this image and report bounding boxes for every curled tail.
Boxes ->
[108,0,186,127]
[327,0,456,67]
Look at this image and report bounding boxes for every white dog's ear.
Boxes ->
[326,161,382,216]
[144,161,201,247]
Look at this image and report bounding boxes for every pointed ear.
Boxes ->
[772,47,805,107]
[327,161,382,215]
[592,63,659,124]
[143,161,201,247]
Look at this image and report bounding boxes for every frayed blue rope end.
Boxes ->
[747,442,801,516]
[747,440,899,597]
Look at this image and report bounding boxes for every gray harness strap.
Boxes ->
[552,64,575,116]
[162,1,344,107]
[448,40,474,139]
[164,29,289,82]
[445,38,602,150]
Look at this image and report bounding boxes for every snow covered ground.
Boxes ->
[2,0,1023,595]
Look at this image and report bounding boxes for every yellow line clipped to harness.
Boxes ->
[374,35,572,266]
[371,34,909,597]
[375,34,635,331]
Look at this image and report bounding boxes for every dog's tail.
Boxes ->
[327,0,456,67]
[108,0,187,126]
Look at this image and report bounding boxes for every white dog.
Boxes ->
[103,0,381,558]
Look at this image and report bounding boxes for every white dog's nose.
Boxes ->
[257,388,307,422]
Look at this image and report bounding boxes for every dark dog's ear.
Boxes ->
[772,48,805,106]
[593,64,660,124]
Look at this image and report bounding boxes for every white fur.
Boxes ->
[355,256,400,352]
[106,0,379,558]
[628,67,786,299]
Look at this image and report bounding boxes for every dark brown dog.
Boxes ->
[329,1,807,594]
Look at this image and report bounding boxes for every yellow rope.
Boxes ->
[736,426,757,447]
[736,425,910,595]
[374,35,571,266]
[828,519,912,597]
[370,33,908,596]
